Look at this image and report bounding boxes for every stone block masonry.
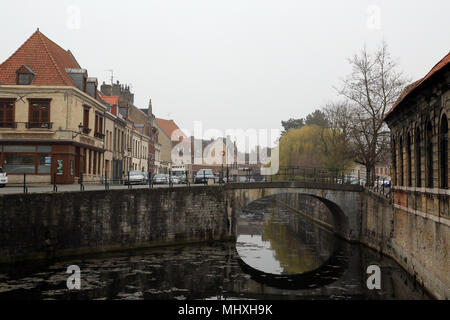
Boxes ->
[0,182,447,299]
[360,190,449,300]
[0,187,231,262]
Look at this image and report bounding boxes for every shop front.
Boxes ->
[0,141,104,184]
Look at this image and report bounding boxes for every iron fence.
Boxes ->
[1,167,391,198]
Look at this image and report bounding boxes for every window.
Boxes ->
[98,153,101,175]
[16,65,35,85]
[89,150,92,174]
[83,106,91,134]
[38,154,51,174]
[399,137,404,186]
[416,128,422,187]
[392,139,397,186]
[93,151,97,175]
[426,121,433,188]
[1,145,52,174]
[28,99,51,128]
[4,154,35,174]
[83,148,87,174]
[18,74,34,85]
[0,99,15,128]
[407,133,412,187]
[94,112,104,138]
[440,114,448,189]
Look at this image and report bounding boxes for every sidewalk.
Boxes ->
[0,183,186,195]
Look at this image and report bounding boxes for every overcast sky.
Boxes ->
[1,0,449,146]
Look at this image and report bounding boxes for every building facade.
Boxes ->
[385,52,449,219]
[154,118,187,174]
[0,30,108,184]
[0,30,155,184]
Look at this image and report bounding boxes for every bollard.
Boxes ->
[23,173,28,194]
[80,173,84,192]
[105,172,109,191]
[226,166,229,184]
[53,172,58,192]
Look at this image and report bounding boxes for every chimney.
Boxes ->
[86,77,98,98]
[148,99,153,117]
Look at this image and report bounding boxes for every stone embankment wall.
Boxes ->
[0,184,447,299]
[360,190,449,300]
[0,187,231,262]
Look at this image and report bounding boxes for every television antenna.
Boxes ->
[105,69,114,85]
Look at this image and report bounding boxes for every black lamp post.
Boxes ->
[72,123,85,139]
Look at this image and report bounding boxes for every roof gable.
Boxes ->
[0,30,80,86]
[386,51,450,119]
[155,118,187,141]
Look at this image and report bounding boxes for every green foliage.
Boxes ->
[279,125,352,172]
[281,118,305,136]
[305,110,329,127]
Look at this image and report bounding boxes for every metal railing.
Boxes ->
[0,122,53,129]
[1,167,391,198]
[0,122,17,128]
[25,122,53,129]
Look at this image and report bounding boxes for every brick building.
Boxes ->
[384,51,449,218]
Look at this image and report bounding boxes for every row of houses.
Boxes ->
[0,29,185,184]
[0,29,269,184]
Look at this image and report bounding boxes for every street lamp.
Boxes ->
[72,123,85,139]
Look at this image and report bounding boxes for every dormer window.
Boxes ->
[16,65,35,85]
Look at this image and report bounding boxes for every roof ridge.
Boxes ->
[36,31,72,86]
[67,49,81,69]
[0,29,38,69]
[385,51,450,120]
[416,51,450,87]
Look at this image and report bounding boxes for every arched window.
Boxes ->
[399,136,404,186]
[440,114,448,189]
[415,128,422,187]
[392,138,397,186]
[426,121,433,188]
[407,133,412,187]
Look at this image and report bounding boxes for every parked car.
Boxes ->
[153,174,169,185]
[170,175,181,184]
[238,176,256,183]
[0,167,8,188]
[170,173,187,184]
[194,169,215,184]
[381,179,391,187]
[346,176,361,185]
[124,171,146,185]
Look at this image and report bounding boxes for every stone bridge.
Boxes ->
[224,181,364,242]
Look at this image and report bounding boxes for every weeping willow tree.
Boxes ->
[279,124,353,173]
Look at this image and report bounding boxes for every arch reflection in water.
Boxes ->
[236,196,349,290]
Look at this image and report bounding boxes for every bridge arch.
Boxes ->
[225,182,362,241]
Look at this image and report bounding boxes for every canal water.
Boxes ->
[0,197,430,300]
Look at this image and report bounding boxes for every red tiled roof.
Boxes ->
[155,118,187,141]
[0,29,80,86]
[100,95,119,106]
[385,51,450,119]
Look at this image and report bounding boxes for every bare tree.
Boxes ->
[335,42,408,185]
